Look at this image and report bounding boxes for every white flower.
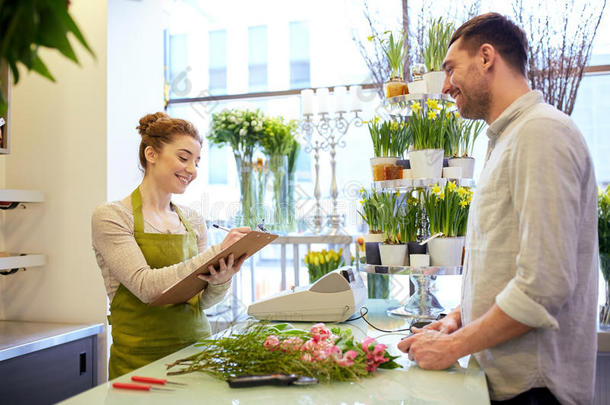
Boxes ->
[239,128,247,136]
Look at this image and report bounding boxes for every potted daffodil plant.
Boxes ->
[408,99,447,179]
[445,111,486,179]
[423,181,473,266]
[422,17,454,94]
[368,117,410,182]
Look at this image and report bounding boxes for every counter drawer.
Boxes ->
[0,335,96,404]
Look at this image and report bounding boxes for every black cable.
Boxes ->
[346,306,415,333]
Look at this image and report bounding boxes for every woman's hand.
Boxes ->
[220,227,251,250]
[198,253,247,285]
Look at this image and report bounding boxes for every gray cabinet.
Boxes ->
[0,335,97,404]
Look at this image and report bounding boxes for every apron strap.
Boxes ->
[131,187,195,235]
[172,203,195,234]
[131,188,145,233]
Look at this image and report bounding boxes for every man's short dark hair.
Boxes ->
[449,12,528,76]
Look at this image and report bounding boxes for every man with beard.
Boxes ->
[397,13,599,405]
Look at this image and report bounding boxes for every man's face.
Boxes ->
[442,38,491,121]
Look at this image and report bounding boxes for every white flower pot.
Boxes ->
[409,254,430,267]
[423,71,446,94]
[409,149,443,179]
[402,169,413,179]
[442,166,462,179]
[407,79,427,95]
[363,233,384,243]
[379,243,408,266]
[428,237,465,267]
[448,157,475,179]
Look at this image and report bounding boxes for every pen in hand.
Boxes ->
[212,223,231,232]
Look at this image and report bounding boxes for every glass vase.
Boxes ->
[367,273,390,299]
[286,171,297,232]
[253,158,268,226]
[268,154,289,232]
[600,253,610,330]
[234,155,256,228]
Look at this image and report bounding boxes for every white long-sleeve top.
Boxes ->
[461,91,599,405]
[92,200,230,308]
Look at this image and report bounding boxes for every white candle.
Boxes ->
[301,89,314,115]
[350,85,363,111]
[333,86,347,112]
[316,88,330,114]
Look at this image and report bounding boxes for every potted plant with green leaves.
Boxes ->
[0,1,94,153]
[447,114,486,179]
[377,191,408,266]
[599,185,610,330]
[408,99,447,179]
[260,116,298,231]
[369,31,408,98]
[423,181,473,266]
[422,17,454,94]
[358,188,383,265]
[368,117,410,182]
[209,109,266,228]
[400,196,426,263]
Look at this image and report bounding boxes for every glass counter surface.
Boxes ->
[60,300,489,405]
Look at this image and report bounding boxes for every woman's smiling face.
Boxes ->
[147,134,201,194]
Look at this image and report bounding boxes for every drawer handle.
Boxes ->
[79,352,86,375]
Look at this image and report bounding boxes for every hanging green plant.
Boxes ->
[0,0,94,114]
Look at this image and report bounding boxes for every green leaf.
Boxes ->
[36,8,78,63]
[31,53,56,82]
[46,0,95,58]
[0,92,7,116]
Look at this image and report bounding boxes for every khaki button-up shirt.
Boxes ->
[461,91,599,404]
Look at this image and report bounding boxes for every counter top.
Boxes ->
[0,320,104,361]
[61,300,490,405]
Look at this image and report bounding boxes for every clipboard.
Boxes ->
[148,231,278,306]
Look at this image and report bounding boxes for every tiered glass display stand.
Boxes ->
[358,93,471,320]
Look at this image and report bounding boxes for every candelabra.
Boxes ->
[300,110,363,234]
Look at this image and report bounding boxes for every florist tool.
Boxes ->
[419,232,443,246]
[131,376,187,386]
[227,374,318,388]
[112,382,173,392]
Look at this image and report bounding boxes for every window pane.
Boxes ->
[208,145,229,185]
[571,73,610,184]
[248,26,268,92]
[169,34,188,98]
[209,30,227,95]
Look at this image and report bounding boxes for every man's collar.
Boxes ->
[486,90,544,141]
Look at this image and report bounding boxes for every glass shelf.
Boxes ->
[372,178,475,191]
[383,93,455,116]
[358,264,462,276]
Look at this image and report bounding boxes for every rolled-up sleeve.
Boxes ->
[496,117,583,330]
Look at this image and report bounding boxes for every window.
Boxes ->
[168,33,188,99]
[289,21,311,89]
[208,145,229,185]
[209,30,227,95]
[248,26,268,92]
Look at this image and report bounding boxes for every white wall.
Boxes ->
[0,0,108,381]
[107,0,168,201]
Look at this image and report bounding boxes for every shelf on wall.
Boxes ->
[0,254,46,271]
[359,264,462,276]
[372,178,475,191]
[0,189,45,203]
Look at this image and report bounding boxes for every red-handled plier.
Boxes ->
[132,376,187,386]
[112,382,173,391]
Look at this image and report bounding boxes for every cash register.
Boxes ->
[247,266,367,322]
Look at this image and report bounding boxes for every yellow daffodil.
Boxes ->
[411,102,422,113]
[425,99,440,110]
[439,192,445,200]
[427,110,437,120]
[454,111,460,118]
[459,199,469,207]
[448,181,457,192]
[390,121,399,131]
[446,111,452,119]
[313,256,320,266]
[432,184,441,195]
[367,35,375,42]
[457,187,468,197]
